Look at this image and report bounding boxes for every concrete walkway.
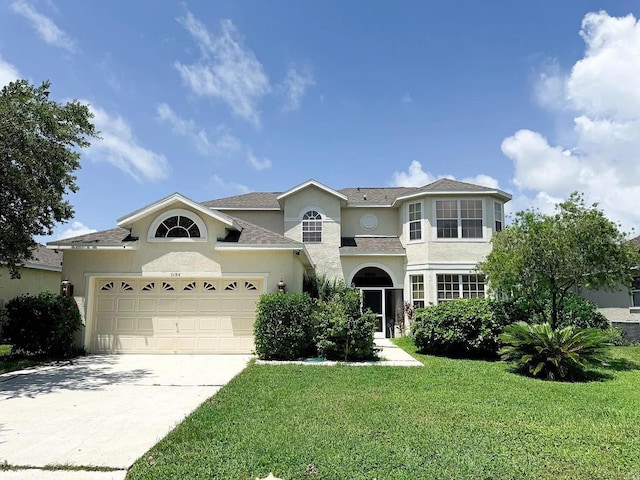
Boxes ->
[0,355,252,480]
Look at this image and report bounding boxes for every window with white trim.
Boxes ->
[436,199,483,239]
[410,274,425,309]
[155,215,201,238]
[148,209,207,242]
[632,277,640,308]
[494,202,503,232]
[302,210,322,243]
[408,202,422,241]
[437,274,485,302]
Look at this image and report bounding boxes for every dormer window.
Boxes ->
[302,210,322,243]
[148,209,207,242]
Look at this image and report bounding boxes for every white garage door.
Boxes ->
[91,277,262,354]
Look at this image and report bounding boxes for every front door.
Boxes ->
[362,288,385,339]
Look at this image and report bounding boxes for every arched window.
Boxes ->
[148,209,207,242]
[155,215,200,238]
[302,210,322,243]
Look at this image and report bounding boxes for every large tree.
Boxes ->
[0,80,97,278]
[479,192,640,329]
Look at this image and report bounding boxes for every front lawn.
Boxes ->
[127,339,640,480]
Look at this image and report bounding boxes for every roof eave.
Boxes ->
[46,242,139,251]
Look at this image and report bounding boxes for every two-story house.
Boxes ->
[49,178,511,354]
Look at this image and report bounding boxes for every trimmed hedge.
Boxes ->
[254,293,315,360]
[411,298,513,359]
[2,292,82,357]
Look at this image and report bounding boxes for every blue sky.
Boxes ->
[1,1,639,240]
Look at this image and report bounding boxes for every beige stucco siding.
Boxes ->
[283,186,343,281]
[340,208,400,237]
[0,268,61,308]
[341,256,406,288]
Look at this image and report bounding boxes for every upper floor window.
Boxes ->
[494,202,503,232]
[410,274,425,309]
[632,277,640,308]
[148,208,207,242]
[437,274,485,303]
[409,202,422,241]
[302,210,322,243]
[436,199,483,239]
[155,215,200,238]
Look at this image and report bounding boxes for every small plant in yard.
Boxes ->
[314,290,376,361]
[500,321,612,381]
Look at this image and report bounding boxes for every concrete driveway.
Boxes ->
[0,354,252,477]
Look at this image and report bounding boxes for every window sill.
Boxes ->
[432,238,487,243]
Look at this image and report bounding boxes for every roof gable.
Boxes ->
[117,193,240,230]
[276,180,347,202]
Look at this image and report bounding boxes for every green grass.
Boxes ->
[0,344,58,374]
[127,339,640,480]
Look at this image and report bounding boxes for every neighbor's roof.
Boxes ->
[24,244,62,271]
[339,236,406,256]
[630,235,640,251]
[47,228,137,248]
[204,178,511,209]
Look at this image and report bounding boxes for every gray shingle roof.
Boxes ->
[25,244,62,270]
[410,178,497,194]
[223,216,302,245]
[338,187,415,206]
[630,235,640,251]
[339,236,406,255]
[202,192,281,209]
[48,228,135,246]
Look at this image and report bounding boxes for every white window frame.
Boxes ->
[434,199,485,240]
[436,273,485,303]
[302,210,323,243]
[407,201,423,242]
[494,201,503,232]
[410,274,425,309]
[147,208,208,242]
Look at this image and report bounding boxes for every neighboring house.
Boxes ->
[579,235,640,341]
[0,245,62,310]
[48,178,511,354]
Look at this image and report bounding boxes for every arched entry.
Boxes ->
[351,266,403,339]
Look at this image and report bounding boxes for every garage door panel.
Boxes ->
[96,298,115,313]
[136,317,154,332]
[116,317,135,332]
[178,298,198,312]
[158,298,178,312]
[116,298,135,312]
[138,298,156,312]
[92,277,260,354]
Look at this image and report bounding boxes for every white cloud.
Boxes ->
[391,160,439,187]
[212,174,250,194]
[501,11,640,231]
[85,102,170,182]
[156,103,271,170]
[0,53,20,87]
[57,221,96,240]
[247,150,272,170]
[175,11,270,127]
[10,0,75,52]
[391,160,501,191]
[281,65,315,112]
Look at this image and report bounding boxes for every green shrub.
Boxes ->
[314,289,376,361]
[254,293,315,360]
[2,292,82,357]
[500,322,611,381]
[411,298,513,359]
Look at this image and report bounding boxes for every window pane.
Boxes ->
[410,221,421,240]
[437,219,458,238]
[409,203,421,221]
[633,291,640,307]
[155,223,169,238]
[462,219,483,238]
[302,211,322,243]
[411,275,425,300]
[188,223,201,238]
[163,216,178,228]
[178,216,194,229]
[167,227,189,237]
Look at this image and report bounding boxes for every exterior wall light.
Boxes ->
[277,279,287,293]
